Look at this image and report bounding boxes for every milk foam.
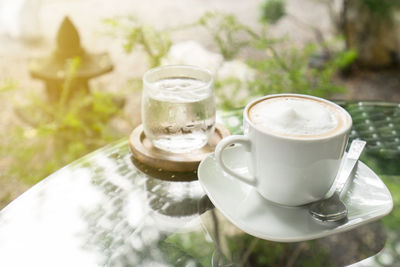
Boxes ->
[150,77,209,103]
[249,97,338,136]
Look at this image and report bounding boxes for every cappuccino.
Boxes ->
[216,94,352,206]
[248,95,350,139]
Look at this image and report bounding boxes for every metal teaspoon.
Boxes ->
[309,139,367,223]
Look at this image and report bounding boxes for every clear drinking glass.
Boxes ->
[142,65,216,153]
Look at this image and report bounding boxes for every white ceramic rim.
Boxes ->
[244,93,353,142]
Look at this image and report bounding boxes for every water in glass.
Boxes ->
[142,76,215,153]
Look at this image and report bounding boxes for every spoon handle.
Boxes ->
[335,140,367,198]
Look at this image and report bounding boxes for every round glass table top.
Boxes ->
[0,101,399,267]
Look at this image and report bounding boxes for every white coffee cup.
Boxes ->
[215,94,352,206]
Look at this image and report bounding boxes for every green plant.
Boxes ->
[361,0,400,20]
[106,12,353,110]
[260,0,285,24]
[1,57,128,185]
[0,79,17,93]
[197,12,258,60]
[196,12,355,109]
[248,43,356,98]
[103,16,171,67]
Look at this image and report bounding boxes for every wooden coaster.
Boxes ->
[129,124,230,172]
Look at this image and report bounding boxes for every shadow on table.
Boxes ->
[131,156,198,182]
[200,208,386,267]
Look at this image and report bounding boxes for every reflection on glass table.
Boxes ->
[0,101,399,267]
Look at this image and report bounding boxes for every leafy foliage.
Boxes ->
[361,0,400,19]
[0,79,17,93]
[196,12,355,109]
[378,175,400,265]
[223,234,334,266]
[103,16,171,67]
[1,58,128,184]
[104,12,354,110]
[197,12,257,60]
[260,0,286,24]
[248,44,355,98]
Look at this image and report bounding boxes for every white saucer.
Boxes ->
[198,146,393,242]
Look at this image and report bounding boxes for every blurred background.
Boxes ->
[1,0,400,208]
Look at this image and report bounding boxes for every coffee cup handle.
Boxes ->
[215,135,257,187]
